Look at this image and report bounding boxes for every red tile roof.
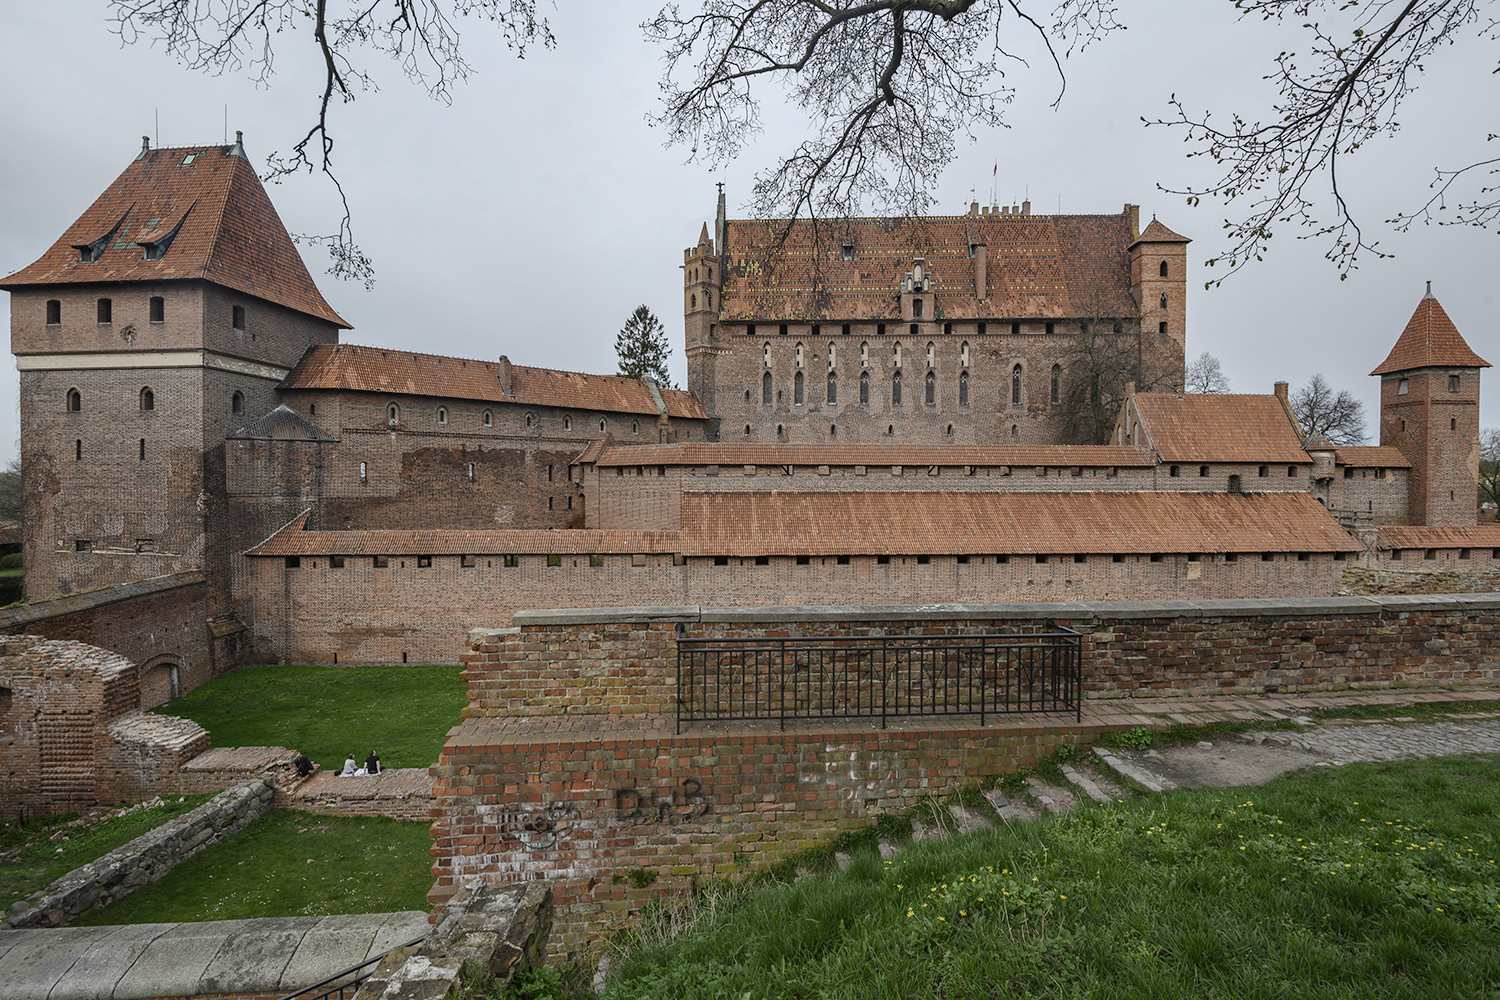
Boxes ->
[588,443,1154,468]
[676,491,1357,556]
[0,142,347,327]
[1376,525,1500,550]
[1371,294,1490,375]
[1129,218,1191,247]
[246,512,681,557]
[1131,394,1307,464]
[1334,446,1411,469]
[282,344,708,419]
[718,212,1142,322]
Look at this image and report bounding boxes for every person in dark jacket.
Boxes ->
[364,750,382,775]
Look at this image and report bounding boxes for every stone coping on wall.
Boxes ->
[0,911,429,1000]
[0,572,205,629]
[505,592,1500,628]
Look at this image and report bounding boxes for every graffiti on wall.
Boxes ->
[484,802,581,852]
[615,778,712,825]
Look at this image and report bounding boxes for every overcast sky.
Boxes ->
[2,1,1495,465]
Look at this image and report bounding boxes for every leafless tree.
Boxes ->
[1291,372,1367,445]
[1056,308,1177,444]
[644,1,1123,223]
[1183,351,1231,394]
[1479,427,1500,509]
[109,0,554,286]
[1154,1,1500,282]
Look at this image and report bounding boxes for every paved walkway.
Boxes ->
[1264,716,1500,765]
[0,911,428,1000]
[291,767,433,803]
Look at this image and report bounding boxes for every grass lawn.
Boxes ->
[75,810,434,924]
[604,755,1500,1000]
[150,664,467,770]
[0,795,214,913]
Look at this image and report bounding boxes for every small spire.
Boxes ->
[229,130,246,159]
[1424,280,1433,300]
[136,136,150,161]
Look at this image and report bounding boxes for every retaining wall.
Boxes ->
[431,594,1500,955]
[6,777,276,928]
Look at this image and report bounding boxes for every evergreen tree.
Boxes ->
[615,306,674,388]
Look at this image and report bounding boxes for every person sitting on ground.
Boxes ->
[294,754,314,778]
[340,753,358,776]
[364,750,383,775]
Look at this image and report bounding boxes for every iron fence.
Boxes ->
[675,624,1083,731]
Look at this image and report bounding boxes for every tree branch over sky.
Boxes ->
[1153,0,1500,283]
[109,0,553,286]
[643,0,1123,222]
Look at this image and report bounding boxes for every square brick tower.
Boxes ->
[1371,286,1490,526]
[2,135,349,603]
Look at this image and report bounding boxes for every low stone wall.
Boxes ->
[176,746,301,795]
[6,777,275,928]
[354,878,550,1000]
[289,768,435,822]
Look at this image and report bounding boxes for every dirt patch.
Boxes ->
[1110,739,1324,789]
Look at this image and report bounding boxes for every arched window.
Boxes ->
[562,414,570,431]
[859,371,870,404]
[690,293,697,308]
[66,388,81,412]
[763,371,773,405]
[892,370,903,405]
[925,370,935,405]
[1050,364,1061,404]
[1160,293,1168,309]
[926,342,935,368]
[231,391,244,415]
[632,420,640,434]
[483,410,493,427]
[1012,365,1022,406]
[959,370,969,406]
[763,342,771,366]
[139,387,154,411]
[1159,260,1169,277]
[437,406,448,425]
[794,371,804,405]
[795,342,804,368]
[960,341,969,367]
[860,342,869,367]
[1011,424,1018,439]
[599,417,607,432]
[525,413,534,428]
[388,402,400,425]
[744,424,751,436]
[827,370,837,404]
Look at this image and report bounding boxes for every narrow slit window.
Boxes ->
[138,438,145,460]
[1012,364,1022,405]
[437,407,447,425]
[794,371,804,405]
[859,371,869,404]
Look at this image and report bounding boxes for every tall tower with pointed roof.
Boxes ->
[1128,217,1190,387]
[1371,287,1490,526]
[2,135,348,603]
[683,220,722,435]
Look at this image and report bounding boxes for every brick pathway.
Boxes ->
[292,767,433,802]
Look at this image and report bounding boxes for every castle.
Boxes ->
[3,139,1496,672]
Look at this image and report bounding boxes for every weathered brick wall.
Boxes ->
[243,551,1349,665]
[1327,466,1410,523]
[433,595,1500,953]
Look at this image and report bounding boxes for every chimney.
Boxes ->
[981,206,989,217]
[1125,381,1136,399]
[1274,381,1288,400]
[1021,200,1031,216]
[969,201,979,218]
[497,355,513,394]
[1013,204,1020,216]
[974,243,988,299]
[137,136,150,161]
[1124,203,1140,239]
[1000,206,1009,216]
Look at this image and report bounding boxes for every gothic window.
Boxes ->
[794,371,804,405]
[562,414,570,430]
[231,391,244,415]
[632,420,640,434]
[140,387,154,411]
[795,342,804,368]
[892,370,902,405]
[827,371,837,404]
[926,342,935,367]
[959,370,969,406]
[1159,293,1168,309]
[763,371,772,405]
[1159,260,1168,277]
[437,406,448,425]
[860,342,869,367]
[483,410,494,427]
[925,370,935,405]
[1012,364,1022,406]
[763,342,771,366]
[388,402,400,425]
[67,388,81,412]
[859,371,870,404]
[960,342,969,367]
[525,413,534,428]
[828,342,836,367]
[599,417,607,432]
[894,341,902,367]
[690,294,696,309]
[1051,364,1061,404]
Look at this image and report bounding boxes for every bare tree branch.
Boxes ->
[1151,0,1499,283]
[1292,372,1367,445]
[109,0,554,284]
[1184,351,1231,393]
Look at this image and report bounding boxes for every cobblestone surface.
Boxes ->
[1259,716,1500,766]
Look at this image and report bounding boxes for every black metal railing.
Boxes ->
[675,624,1082,731]
[273,935,427,1000]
